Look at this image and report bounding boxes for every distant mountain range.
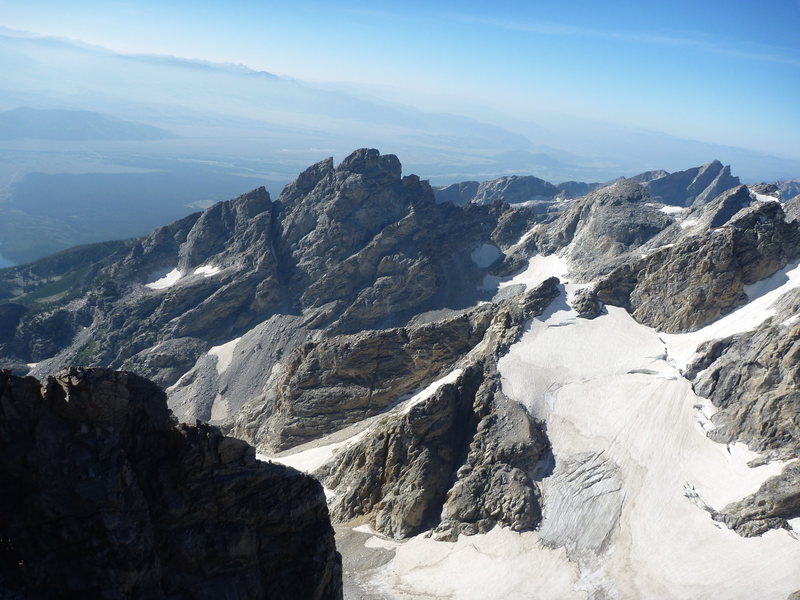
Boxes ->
[0,107,175,140]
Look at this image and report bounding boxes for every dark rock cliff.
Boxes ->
[0,368,342,600]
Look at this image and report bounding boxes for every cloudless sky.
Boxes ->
[2,0,799,158]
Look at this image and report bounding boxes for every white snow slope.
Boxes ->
[355,254,800,599]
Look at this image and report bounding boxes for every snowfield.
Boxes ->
[255,243,800,599]
[344,252,800,599]
[145,267,182,289]
[193,264,221,277]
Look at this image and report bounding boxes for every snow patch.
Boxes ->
[789,518,800,534]
[782,314,799,327]
[679,218,699,229]
[193,265,221,277]
[372,526,583,600]
[402,368,463,414]
[659,205,685,215]
[258,427,370,474]
[499,253,568,291]
[145,268,182,289]
[26,362,38,369]
[207,337,242,375]
[470,243,502,268]
[752,191,780,203]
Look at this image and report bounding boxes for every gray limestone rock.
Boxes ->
[595,196,800,332]
[643,160,740,207]
[533,179,673,279]
[570,287,604,319]
[436,378,548,539]
[689,310,800,460]
[316,279,560,539]
[237,308,495,452]
[434,180,480,206]
[436,175,560,207]
[713,461,800,537]
[2,150,521,426]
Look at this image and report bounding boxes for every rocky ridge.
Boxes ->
[3,149,525,425]
[317,278,560,539]
[0,367,342,599]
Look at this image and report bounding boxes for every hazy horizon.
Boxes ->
[2,0,799,161]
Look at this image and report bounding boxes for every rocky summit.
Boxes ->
[1,150,799,599]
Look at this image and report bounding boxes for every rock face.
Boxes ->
[713,461,800,537]
[318,279,560,539]
[533,179,673,279]
[234,308,495,452]
[689,314,800,460]
[2,149,522,424]
[642,159,740,207]
[594,190,799,332]
[0,368,342,599]
[436,175,559,206]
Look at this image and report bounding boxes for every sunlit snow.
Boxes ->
[495,293,800,598]
[145,267,182,289]
[659,205,685,214]
[193,265,221,277]
[402,368,463,414]
[207,336,242,375]
[498,252,569,290]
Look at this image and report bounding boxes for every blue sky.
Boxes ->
[2,0,799,158]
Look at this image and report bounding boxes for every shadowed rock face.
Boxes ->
[0,368,342,600]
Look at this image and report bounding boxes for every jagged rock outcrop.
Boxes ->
[555,180,602,198]
[594,193,800,332]
[570,287,604,319]
[777,178,800,202]
[317,279,560,539]
[627,169,668,184]
[643,159,740,207]
[435,374,549,540]
[713,461,800,537]
[0,368,342,600]
[234,309,495,452]
[434,180,479,206]
[3,150,528,425]
[748,182,782,199]
[533,179,674,279]
[436,175,559,206]
[686,289,800,459]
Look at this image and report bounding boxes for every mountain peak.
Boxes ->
[336,148,402,180]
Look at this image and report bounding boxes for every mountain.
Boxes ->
[640,159,740,207]
[1,150,799,598]
[0,367,342,599]
[0,107,176,140]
